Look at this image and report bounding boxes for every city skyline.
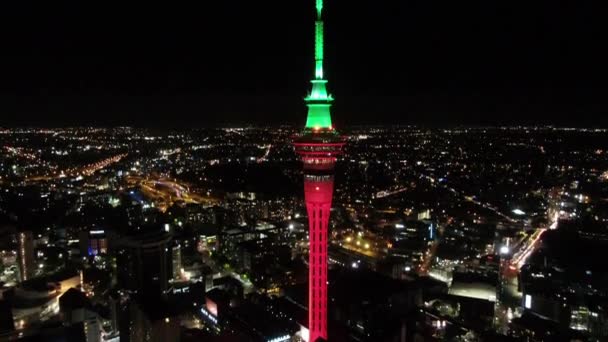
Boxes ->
[2,125,607,341]
[1,1,607,341]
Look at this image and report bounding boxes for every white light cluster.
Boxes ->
[524,294,532,309]
[200,307,218,324]
[267,335,290,342]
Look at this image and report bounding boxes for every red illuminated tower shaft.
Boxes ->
[295,140,344,342]
[304,173,333,341]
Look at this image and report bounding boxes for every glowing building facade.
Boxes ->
[293,0,345,340]
[18,231,34,282]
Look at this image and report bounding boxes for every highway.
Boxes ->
[375,187,408,199]
[256,144,272,163]
[128,176,218,212]
[511,228,546,269]
[509,212,557,270]
[417,172,518,223]
[25,153,127,182]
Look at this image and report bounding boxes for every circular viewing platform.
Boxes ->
[293,128,345,170]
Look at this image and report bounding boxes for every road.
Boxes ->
[375,187,408,199]
[417,172,518,223]
[510,228,546,270]
[128,176,218,212]
[256,144,272,163]
[26,153,127,182]
[418,239,439,276]
[418,221,446,276]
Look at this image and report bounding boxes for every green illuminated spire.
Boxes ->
[305,0,333,130]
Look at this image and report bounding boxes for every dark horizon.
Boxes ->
[3,122,608,130]
[1,0,606,127]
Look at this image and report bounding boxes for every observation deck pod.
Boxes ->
[293,127,345,171]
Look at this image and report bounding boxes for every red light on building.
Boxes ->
[206,297,218,317]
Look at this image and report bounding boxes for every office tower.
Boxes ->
[79,229,108,257]
[116,231,173,296]
[17,231,34,282]
[172,243,182,280]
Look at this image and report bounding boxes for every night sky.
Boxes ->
[1,1,606,127]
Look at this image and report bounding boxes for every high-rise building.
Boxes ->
[128,297,179,342]
[79,229,108,257]
[17,231,34,282]
[171,243,182,280]
[293,1,345,340]
[116,231,173,296]
[59,288,102,342]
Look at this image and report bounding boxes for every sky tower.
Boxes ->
[293,0,345,341]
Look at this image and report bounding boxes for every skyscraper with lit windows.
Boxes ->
[17,231,34,282]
